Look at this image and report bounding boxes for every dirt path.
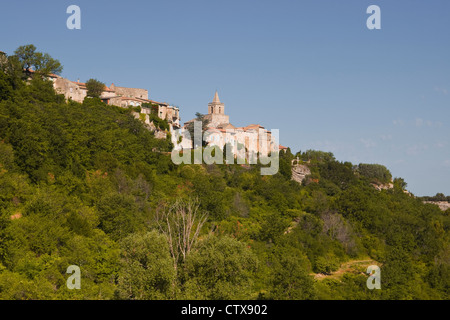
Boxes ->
[311,259,379,280]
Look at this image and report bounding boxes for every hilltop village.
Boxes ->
[47,73,181,131]
[1,47,285,157]
[46,73,286,158]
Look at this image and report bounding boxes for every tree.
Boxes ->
[33,52,63,76]
[268,245,315,299]
[116,231,176,300]
[299,150,335,163]
[393,177,407,190]
[14,44,36,73]
[278,147,293,180]
[321,211,355,254]
[357,163,392,184]
[1,53,24,93]
[182,235,258,299]
[314,255,339,275]
[434,193,446,201]
[155,198,208,269]
[85,78,105,98]
[14,44,62,76]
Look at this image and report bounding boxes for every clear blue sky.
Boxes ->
[1,0,449,196]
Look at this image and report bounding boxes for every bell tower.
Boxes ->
[208,91,225,115]
[204,91,229,128]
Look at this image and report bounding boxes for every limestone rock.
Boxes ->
[423,201,450,211]
[371,182,393,191]
[292,164,311,184]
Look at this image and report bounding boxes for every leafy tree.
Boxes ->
[116,231,176,299]
[278,147,293,180]
[268,245,315,299]
[85,78,105,98]
[318,160,357,191]
[314,255,339,274]
[357,163,392,184]
[259,212,290,243]
[393,177,407,191]
[182,235,258,299]
[298,150,335,163]
[0,69,14,100]
[14,44,62,76]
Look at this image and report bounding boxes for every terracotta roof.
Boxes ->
[233,124,267,132]
[279,145,288,150]
[244,124,264,129]
[148,99,168,106]
[71,81,86,87]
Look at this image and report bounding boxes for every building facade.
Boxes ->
[49,74,181,130]
[179,92,278,159]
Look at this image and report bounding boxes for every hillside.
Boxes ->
[0,56,449,300]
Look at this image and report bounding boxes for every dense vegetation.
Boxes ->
[420,193,450,203]
[0,48,448,300]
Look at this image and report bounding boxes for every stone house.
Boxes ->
[49,74,181,130]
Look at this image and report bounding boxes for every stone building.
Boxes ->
[180,92,278,159]
[109,83,148,100]
[51,76,89,102]
[154,103,180,128]
[49,74,181,129]
[0,51,181,135]
[204,91,230,128]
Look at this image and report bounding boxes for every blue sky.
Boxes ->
[1,0,449,196]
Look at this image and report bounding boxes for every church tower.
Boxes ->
[204,91,230,128]
[208,91,225,115]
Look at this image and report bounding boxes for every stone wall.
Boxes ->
[54,77,87,102]
[204,113,230,128]
[110,83,148,100]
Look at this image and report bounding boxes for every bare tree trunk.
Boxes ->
[155,198,208,269]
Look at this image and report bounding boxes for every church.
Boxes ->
[179,91,279,160]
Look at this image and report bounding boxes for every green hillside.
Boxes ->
[0,50,448,300]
